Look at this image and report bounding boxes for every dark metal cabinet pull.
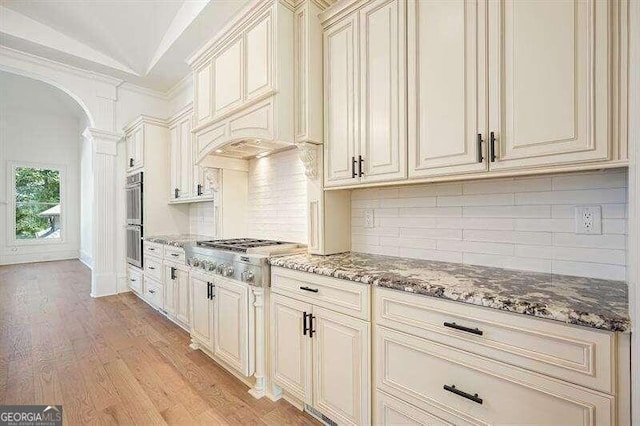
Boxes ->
[171,253,179,257]
[129,158,134,167]
[351,156,357,178]
[477,134,484,163]
[302,312,310,336]
[309,315,316,338]
[490,131,497,162]
[197,184,203,196]
[148,289,156,294]
[358,155,364,176]
[170,267,176,280]
[148,266,156,270]
[148,247,155,251]
[444,385,483,404]
[207,282,211,299]
[443,322,483,336]
[174,188,180,199]
[300,286,319,293]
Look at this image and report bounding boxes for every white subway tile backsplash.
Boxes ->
[351,169,628,280]
[247,149,307,243]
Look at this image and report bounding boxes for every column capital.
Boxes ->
[82,127,122,156]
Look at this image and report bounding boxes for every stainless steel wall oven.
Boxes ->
[125,172,143,267]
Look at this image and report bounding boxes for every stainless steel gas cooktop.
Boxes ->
[185,238,304,287]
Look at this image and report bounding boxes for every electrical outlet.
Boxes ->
[575,205,602,234]
[364,209,375,228]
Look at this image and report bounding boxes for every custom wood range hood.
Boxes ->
[187,0,296,162]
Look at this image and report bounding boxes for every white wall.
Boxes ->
[351,169,628,280]
[247,149,307,243]
[0,72,86,265]
[79,135,93,267]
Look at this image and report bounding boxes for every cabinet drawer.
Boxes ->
[375,391,452,426]
[144,277,164,310]
[127,266,143,294]
[271,267,370,320]
[144,256,163,282]
[164,246,185,264]
[143,241,164,258]
[376,326,614,426]
[374,287,615,394]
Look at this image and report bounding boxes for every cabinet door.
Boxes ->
[213,277,249,376]
[193,167,218,199]
[189,275,213,351]
[126,134,135,171]
[245,12,273,101]
[176,268,190,326]
[132,126,144,170]
[214,37,244,117]
[169,124,181,200]
[359,0,406,183]
[323,15,359,187]
[164,264,177,316]
[488,0,609,170]
[408,0,488,178]
[178,116,192,199]
[313,306,370,426]
[271,294,313,404]
[195,60,214,126]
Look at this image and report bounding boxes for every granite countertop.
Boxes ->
[269,252,630,333]
[144,234,211,248]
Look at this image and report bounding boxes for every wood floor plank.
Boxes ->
[0,260,319,426]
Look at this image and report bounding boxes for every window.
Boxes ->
[14,166,62,240]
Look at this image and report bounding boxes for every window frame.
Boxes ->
[8,161,67,246]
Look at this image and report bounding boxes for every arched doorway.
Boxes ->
[0,71,93,270]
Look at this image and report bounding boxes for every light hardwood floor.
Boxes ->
[0,260,319,425]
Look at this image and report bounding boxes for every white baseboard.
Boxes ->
[79,250,93,269]
[0,250,79,266]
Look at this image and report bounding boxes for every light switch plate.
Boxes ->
[575,205,602,234]
[364,209,375,228]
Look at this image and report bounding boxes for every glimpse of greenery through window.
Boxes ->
[15,167,61,240]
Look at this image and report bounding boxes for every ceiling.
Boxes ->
[0,0,251,92]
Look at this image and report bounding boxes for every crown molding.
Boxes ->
[118,81,168,100]
[169,102,194,125]
[122,114,169,133]
[0,45,123,87]
[166,72,193,100]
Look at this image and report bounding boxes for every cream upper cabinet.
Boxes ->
[126,125,144,173]
[271,293,313,405]
[213,277,250,376]
[245,11,273,101]
[324,0,407,188]
[194,60,214,127]
[408,0,488,178]
[168,115,192,201]
[323,15,358,187]
[488,0,610,170]
[214,37,244,117]
[313,306,370,426]
[358,0,406,183]
[189,274,214,352]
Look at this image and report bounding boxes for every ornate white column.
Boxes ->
[249,286,266,398]
[83,128,122,297]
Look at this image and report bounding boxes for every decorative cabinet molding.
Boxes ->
[188,0,295,159]
[296,141,318,178]
[320,0,630,190]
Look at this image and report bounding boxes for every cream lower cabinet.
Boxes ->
[270,268,370,425]
[164,262,190,327]
[189,272,214,351]
[212,277,250,376]
[373,287,627,426]
[323,0,406,188]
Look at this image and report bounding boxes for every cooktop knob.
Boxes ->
[241,271,254,283]
[223,265,234,277]
[216,264,226,275]
[207,262,216,272]
[191,258,200,267]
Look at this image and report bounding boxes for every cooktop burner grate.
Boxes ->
[196,238,292,253]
